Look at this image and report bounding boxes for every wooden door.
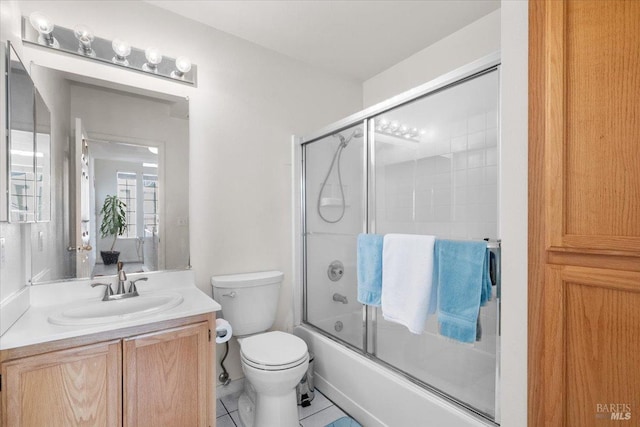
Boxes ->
[1,340,121,427]
[529,1,640,426]
[123,322,210,427]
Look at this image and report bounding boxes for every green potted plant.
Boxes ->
[99,194,127,265]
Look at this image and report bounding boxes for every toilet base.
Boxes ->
[238,382,300,427]
[238,391,255,427]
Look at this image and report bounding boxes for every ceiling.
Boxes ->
[146,0,500,81]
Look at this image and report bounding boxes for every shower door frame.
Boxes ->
[293,51,502,425]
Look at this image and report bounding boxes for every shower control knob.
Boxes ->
[327,260,344,282]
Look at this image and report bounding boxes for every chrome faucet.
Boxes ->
[332,293,348,304]
[128,277,148,294]
[91,263,147,301]
[92,282,115,301]
[116,261,127,294]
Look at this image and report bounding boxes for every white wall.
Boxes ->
[361,4,528,425]
[498,1,528,425]
[363,9,501,108]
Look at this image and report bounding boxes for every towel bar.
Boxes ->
[484,239,501,249]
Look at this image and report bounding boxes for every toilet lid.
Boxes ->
[241,331,308,367]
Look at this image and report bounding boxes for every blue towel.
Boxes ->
[357,233,384,306]
[325,416,362,427]
[435,240,491,343]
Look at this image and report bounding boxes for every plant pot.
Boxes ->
[100,250,120,265]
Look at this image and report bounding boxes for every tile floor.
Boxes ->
[216,388,355,427]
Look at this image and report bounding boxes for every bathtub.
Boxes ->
[294,321,497,427]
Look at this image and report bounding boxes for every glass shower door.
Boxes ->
[370,69,500,418]
[303,123,365,350]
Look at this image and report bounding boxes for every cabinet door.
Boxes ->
[529,0,640,425]
[123,322,209,427]
[1,340,121,427]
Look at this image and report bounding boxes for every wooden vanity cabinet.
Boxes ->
[2,340,122,426]
[124,322,209,427]
[0,313,216,427]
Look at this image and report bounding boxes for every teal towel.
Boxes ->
[325,416,362,427]
[435,240,491,343]
[357,233,383,306]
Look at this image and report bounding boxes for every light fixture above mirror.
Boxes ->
[22,13,197,86]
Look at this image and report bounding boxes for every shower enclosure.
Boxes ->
[298,56,501,424]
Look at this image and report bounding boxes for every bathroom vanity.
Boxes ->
[0,271,220,427]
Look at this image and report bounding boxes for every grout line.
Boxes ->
[229,411,239,427]
[219,398,232,418]
[219,398,230,413]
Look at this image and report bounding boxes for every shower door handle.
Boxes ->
[222,292,236,298]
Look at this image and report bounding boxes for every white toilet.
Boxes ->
[211,271,309,427]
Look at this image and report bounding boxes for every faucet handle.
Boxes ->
[128,277,148,294]
[91,282,114,301]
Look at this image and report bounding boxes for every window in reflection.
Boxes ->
[117,171,137,238]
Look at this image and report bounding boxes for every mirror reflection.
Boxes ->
[29,64,190,284]
[91,139,161,275]
[8,43,35,223]
[34,89,52,222]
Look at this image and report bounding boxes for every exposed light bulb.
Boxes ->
[29,12,59,48]
[171,56,192,79]
[143,47,162,73]
[74,25,95,57]
[112,39,131,65]
[373,119,421,142]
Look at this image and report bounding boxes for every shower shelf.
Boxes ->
[320,197,350,208]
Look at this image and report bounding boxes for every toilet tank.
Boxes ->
[211,271,284,337]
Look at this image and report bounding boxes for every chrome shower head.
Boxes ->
[333,128,364,148]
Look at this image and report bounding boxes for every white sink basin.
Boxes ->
[48,292,184,326]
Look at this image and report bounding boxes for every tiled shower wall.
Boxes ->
[377,109,498,241]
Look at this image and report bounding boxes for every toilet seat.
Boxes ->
[241,353,308,371]
[240,331,308,371]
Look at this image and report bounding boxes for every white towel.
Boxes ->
[381,234,437,334]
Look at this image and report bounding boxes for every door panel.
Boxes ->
[2,340,121,427]
[529,1,640,425]
[123,322,209,427]
[566,279,640,425]
[564,0,640,239]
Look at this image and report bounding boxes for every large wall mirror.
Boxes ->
[24,62,190,284]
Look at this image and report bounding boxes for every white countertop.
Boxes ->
[0,269,221,351]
